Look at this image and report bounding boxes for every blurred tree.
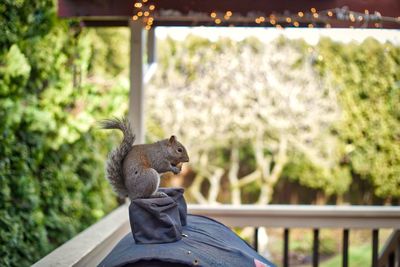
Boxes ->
[147,36,342,204]
[315,38,400,200]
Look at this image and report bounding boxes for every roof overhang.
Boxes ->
[58,0,400,28]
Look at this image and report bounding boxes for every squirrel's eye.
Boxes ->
[177,147,183,153]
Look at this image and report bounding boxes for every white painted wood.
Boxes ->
[188,205,400,229]
[34,204,400,266]
[129,20,145,144]
[32,204,129,267]
[143,62,158,84]
[147,28,156,64]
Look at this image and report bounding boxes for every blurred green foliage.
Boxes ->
[284,152,352,196]
[281,37,400,199]
[0,1,129,266]
[266,37,400,200]
[315,38,400,198]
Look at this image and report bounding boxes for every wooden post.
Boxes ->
[253,227,259,252]
[342,229,349,267]
[372,229,379,267]
[313,229,320,267]
[129,20,145,144]
[283,228,289,267]
[147,28,156,64]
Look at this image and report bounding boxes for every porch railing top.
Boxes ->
[33,204,400,267]
[189,204,400,228]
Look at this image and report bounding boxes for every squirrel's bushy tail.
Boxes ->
[100,117,135,198]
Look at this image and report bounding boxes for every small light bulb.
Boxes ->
[132,15,138,20]
[313,13,318,18]
[311,8,316,13]
[349,13,355,22]
[210,12,217,18]
[144,11,149,16]
[270,19,276,25]
[215,18,221,24]
[134,2,142,8]
[308,23,314,28]
[149,5,155,10]
[286,17,292,23]
[226,11,232,17]
[137,11,143,16]
[327,11,333,17]
[298,11,304,17]
[293,21,299,27]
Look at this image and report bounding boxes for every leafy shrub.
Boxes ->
[281,37,400,201]
[315,38,400,198]
[0,1,129,266]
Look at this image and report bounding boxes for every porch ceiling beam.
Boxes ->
[59,0,400,28]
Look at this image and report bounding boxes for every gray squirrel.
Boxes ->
[100,117,189,200]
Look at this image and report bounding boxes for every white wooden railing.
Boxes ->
[33,204,400,267]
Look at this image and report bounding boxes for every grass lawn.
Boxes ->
[321,243,371,267]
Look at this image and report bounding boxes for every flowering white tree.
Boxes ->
[147,38,340,204]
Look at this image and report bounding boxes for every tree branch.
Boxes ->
[228,147,241,204]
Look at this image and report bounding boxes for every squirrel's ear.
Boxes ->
[169,135,176,144]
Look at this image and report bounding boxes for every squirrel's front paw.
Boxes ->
[168,161,182,175]
[171,166,181,174]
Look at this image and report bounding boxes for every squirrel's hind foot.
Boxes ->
[150,192,169,198]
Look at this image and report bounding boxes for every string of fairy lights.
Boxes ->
[132,1,400,30]
[132,0,155,30]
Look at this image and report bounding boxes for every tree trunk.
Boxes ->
[257,137,288,205]
[208,167,224,204]
[257,183,273,205]
[315,191,327,205]
[189,173,208,204]
[228,147,241,205]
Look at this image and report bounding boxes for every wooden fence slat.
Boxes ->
[342,229,349,267]
[283,228,290,267]
[372,229,379,267]
[313,229,320,267]
[253,227,259,252]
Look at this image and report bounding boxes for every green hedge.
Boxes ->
[278,37,400,201]
[316,38,400,199]
[0,1,129,266]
